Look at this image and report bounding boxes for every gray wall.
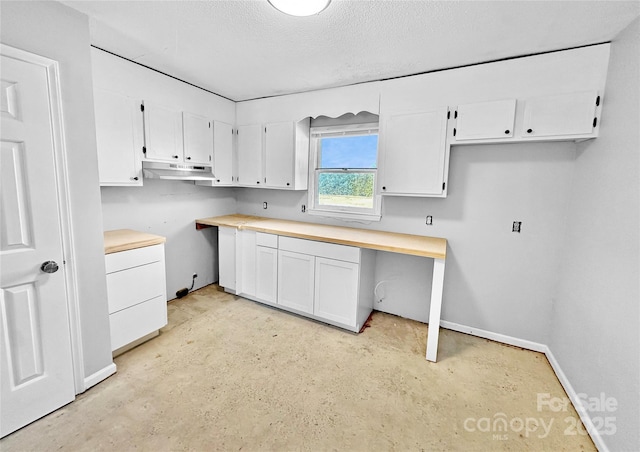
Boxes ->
[1,1,113,378]
[100,181,236,298]
[550,17,640,451]
[236,140,576,345]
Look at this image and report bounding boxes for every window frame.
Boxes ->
[307,122,381,222]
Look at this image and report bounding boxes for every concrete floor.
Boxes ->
[2,284,595,451]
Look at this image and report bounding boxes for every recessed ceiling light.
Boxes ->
[268,0,331,17]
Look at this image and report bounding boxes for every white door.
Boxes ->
[380,108,448,196]
[264,121,293,188]
[256,246,277,303]
[1,53,75,437]
[314,257,359,327]
[277,250,314,314]
[218,227,236,291]
[455,99,516,140]
[236,124,262,186]
[143,101,183,162]
[213,121,234,185]
[182,112,213,165]
[521,91,598,138]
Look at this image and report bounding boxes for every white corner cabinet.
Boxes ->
[105,243,168,353]
[451,91,601,145]
[93,88,144,186]
[218,229,375,333]
[236,119,310,190]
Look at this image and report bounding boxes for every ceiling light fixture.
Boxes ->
[268,0,331,17]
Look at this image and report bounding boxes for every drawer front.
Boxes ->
[109,295,167,351]
[279,236,360,263]
[105,244,164,274]
[256,232,278,248]
[106,260,166,314]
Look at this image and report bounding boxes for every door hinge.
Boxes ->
[140,104,144,112]
[596,95,600,106]
[142,146,146,154]
[453,128,457,137]
[447,111,450,119]
[593,117,598,127]
[442,182,446,190]
[454,110,458,119]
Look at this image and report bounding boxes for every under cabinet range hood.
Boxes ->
[142,161,215,181]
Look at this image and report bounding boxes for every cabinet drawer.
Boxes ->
[279,236,360,263]
[109,295,167,351]
[105,244,164,274]
[106,260,166,313]
[256,232,278,248]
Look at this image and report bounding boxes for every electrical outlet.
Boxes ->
[263,202,268,209]
[192,273,198,279]
[301,204,306,213]
[426,215,433,225]
[512,221,522,233]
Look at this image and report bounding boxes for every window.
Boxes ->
[308,121,381,221]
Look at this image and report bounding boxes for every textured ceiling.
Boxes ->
[62,0,640,101]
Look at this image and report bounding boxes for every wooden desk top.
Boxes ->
[196,215,446,260]
[104,229,166,255]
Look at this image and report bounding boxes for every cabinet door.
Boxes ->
[143,101,183,162]
[93,89,143,186]
[218,227,236,291]
[314,257,359,327]
[521,91,598,138]
[256,246,278,303]
[237,124,262,186]
[183,112,213,165]
[380,107,448,196]
[213,121,234,185]
[455,99,516,140]
[277,250,314,314]
[239,230,256,297]
[264,121,294,188]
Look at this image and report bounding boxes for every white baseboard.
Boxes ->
[544,347,609,452]
[439,320,607,451]
[439,320,547,353]
[82,362,117,392]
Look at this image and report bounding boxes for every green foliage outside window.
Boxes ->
[318,173,374,197]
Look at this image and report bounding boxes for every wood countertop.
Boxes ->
[104,229,166,255]
[196,215,446,260]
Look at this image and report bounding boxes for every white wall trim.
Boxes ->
[83,363,117,391]
[544,346,609,452]
[440,320,547,353]
[440,320,607,451]
[0,44,87,394]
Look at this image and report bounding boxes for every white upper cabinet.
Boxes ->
[236,119,310,190]
[212,120,235,185]
[454,99,516,141]
[182,112,213,165]
[143,101,184,162]
[93,88,143,186]
[264,119,309,190]
[520,91,598,138]
[379,107,449,197]
[237,124,263,186]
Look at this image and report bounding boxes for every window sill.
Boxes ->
[307,208,381,223]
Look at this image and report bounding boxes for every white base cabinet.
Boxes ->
[105,244,167,352]
[223,231,375,333]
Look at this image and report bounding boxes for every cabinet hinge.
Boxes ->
[142,146,146,154]
[453,128,457,137]
[443,182,446,190]
[596,95,601,106]
[454,110,458,119]
[140,104,144,112]
[593,117,598,128]
[447,111,450,119]
[264,127,267,133]
[209,155,212,161]
[209,122,211,128]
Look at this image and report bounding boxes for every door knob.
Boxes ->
[41,261,59,274]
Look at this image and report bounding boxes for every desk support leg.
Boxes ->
[426,258,445,362]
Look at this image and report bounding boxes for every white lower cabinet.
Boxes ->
[217,230,375,332]
[277,250,315,314]
[105,244,167,352]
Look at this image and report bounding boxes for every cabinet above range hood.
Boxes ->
[142,162,215,181]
